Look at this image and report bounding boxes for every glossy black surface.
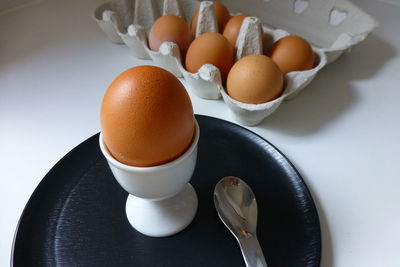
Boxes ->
[12,115,321,267]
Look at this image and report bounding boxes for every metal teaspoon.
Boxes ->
[214,176,267,267]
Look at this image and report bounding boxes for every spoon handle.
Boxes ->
[238,236,267,267]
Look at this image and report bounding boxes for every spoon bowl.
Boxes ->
[214,176,267,267]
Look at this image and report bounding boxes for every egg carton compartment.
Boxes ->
[92,0,377,126]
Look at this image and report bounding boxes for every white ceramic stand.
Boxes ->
[126,183,198,237]
[99,120,200,237]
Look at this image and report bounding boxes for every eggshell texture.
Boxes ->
[227,55,283,104]
[191,1,231,35]
[268,35,315,75]
[222,14,249,47]
[185,32,234,81]
[100,66,195,167]
[149,15,193,58]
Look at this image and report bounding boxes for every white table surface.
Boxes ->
[1,0,399,266]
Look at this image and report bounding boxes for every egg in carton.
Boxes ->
[92,0,377,126]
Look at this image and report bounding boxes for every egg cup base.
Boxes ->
[125,183,198,237]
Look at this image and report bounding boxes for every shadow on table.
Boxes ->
[257,33,396,136]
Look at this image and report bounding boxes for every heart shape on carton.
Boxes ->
[330,8,348,26]
[293,0,309,14]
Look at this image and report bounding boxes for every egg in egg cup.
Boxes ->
[99,121,200,237]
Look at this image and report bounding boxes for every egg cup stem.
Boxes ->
[125,183,198,237]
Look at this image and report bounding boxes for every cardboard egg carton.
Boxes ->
[92,0,377,126]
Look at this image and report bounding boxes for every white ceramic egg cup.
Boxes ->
[99,120,200,237]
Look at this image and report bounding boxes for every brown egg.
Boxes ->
[100,66,195,167]
[268,35,315,75]
[222,14,249,47]
[191,1,231,35]
[227,55,283,104]
[185,32,234,81]
[149,15,193,58]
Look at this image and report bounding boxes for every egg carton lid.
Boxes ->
[220,0,377,50]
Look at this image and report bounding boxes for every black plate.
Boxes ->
[12,115,321,267]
